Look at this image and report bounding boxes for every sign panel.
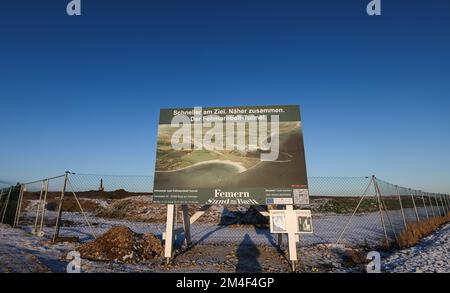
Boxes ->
[269,210,288,233]
[269,209,313,234]
[153,105,308,205]
[295,210,313,234]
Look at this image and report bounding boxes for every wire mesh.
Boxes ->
[5,174,449,250]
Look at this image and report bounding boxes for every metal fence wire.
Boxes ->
[3,173,449,249]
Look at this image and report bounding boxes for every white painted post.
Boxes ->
[164,204,176,262]
[285,205,298,271]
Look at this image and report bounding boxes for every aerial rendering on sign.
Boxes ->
[153,105,309,205]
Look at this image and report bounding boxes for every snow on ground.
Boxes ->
[1,221,449,273]
[0,224,75,273]
[383,222,450,273]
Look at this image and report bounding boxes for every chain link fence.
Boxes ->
[4,173,450,250]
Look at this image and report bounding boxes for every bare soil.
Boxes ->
[78,226,163,263]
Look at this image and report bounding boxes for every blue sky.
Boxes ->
[0,0,449,193]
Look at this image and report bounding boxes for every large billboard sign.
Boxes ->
[153,105,308,205]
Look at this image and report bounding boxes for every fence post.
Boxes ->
[396,186,407,229]
[442,194,447,214]
[410,189,420,222]
[427,193,436,217]
[1,187,12,224]
[373,176,389,247]
[447,194,450,214]
[439,194,447,215]
[444,195,448,214]
[437,194,444,216]
[438,194,444,215]
[433,194,441,216]
[38,179,50,236]
[378,185,399,243]
[53,172,69,242]
[444,194,450,214]
[420,190,429,219]
[66,178,97,239]
[33,180,46,234]
[13,184,25,228]
[335,177,374,244]
[441,194,446,214]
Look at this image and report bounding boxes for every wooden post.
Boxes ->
[444,195,450,214]
[410,189,420,222]
[190,205,211,224]
[53,172,68,243]
[335,177,374,244]
[441,195,447,214]
[427,193,436,217]
[420,191,429,219]
[446,195,450,214]
[1,187,12,224]
[442,194,448,214]
[438,194,444,215]
[440,194,446,214]
[13,184,25,228]
[440,195,446,215]
[285,205,298,271]
[277,234,283,248]
[379,192,399,243]
[433,195,441,216]
[373,177,389,247]
[396,186,407,229]
[67,178,97,239]
[37,179,49,237]
[164,204,176,262]
[33,181,46,234]
[181,205,191,247]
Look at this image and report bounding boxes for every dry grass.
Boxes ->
[397,213,450,249]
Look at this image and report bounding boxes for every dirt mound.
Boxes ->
[23,189,149,201]
[78,226,163,263]
[45,198,104,213]
[95,196,161,222]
